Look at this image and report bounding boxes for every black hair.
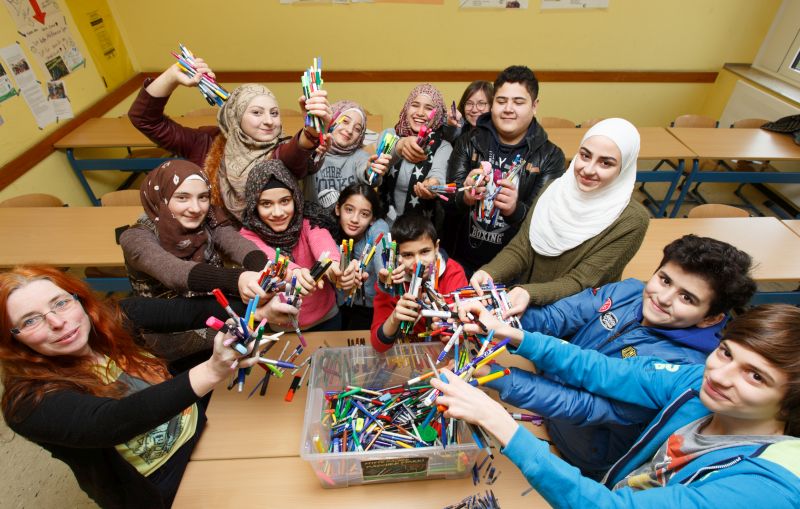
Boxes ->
[390,214,438,246]
[494,65,539,102]
[658,234,756,316]
[457,81,494,119]
[337,183,384,219]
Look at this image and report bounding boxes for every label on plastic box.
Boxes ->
[361,457,429,481]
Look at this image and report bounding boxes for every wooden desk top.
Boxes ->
[782,220,800,237]
[547,127,696,160]
[0,206,141,267]
[174,453,549,508]
[54,114,382,149]
[622,217,800,282]
[668,128,800,160]
[192,330,539,461]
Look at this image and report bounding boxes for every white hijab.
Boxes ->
[529,118,640,257]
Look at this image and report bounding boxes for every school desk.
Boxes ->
[781,219,800,237]
[547,127,696,217]
[173,452,550,508]
[622,217,800,304]
[0,205,140,267]
[191,330,541,462]
[667,128,800,217]
[54,114,382,205]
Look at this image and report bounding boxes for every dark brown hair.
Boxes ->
[457,80,494,120]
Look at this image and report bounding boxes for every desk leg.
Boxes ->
[670,159,698,217]
[655,159,685,218]
[66,149,101,206]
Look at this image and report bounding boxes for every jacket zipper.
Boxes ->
[600,318,642,348]
[681,456,744,484]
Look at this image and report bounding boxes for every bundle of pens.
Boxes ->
[366,131,399,185]
[300,57,326,145]
[415,108,438,156]
[282,251,333,348]
[473,155,524,228]
[443,490,500,509]
[257,248,291,294]
[342,233,383,306]
[171,44,229,106]
[379,233,404,297]
[427,182,458,202]
[398,259,436,335]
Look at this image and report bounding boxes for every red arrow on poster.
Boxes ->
[30,0,46,25]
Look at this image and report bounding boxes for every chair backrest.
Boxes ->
[0,193,64,207]
[182,107,218,118]
[539,117,576,128]
[672,114,718,128]
[730,118,770,129]
[687,203,750,218]
[579,118,604,129]
[100,189,141,207]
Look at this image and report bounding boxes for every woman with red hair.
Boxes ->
[0,266,257,508]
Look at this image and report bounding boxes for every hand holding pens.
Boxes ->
[300,57,328,145]
[367,132,399,184]
[171,44,229,106]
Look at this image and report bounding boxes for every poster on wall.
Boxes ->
[541,0,608,9]
[47,80,73,119]
[3,0,86,81]
[460,0,527,8]
[0,43,56,128]
[0,62,17,103]
[66,0,134,89]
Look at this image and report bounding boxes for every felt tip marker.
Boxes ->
[258,357,299,370]
[469,368,511,387]
[206,316,247,354]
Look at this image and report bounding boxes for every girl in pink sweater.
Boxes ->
[240,160,356,330]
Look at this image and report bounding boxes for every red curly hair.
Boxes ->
[0,266,169,423]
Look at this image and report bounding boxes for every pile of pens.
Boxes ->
[474,155,524,228]
[379,233,404,297]
[366,131,399,185]
[171,44,229,106]
[443,490,500,509]
[301,57,325,145]
[341,233,383,306]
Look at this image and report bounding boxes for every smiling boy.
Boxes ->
[370,214,467,352]
[483,234,757,479]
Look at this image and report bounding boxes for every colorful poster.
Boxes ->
[3,0,86,81]
[460,0,528,8]
[0,62,17,103]
[66,0,134,89]
[0,43,55,128]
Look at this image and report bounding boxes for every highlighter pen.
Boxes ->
[469,368,511,387]
[284,374,302,402]
[212,289,240,322]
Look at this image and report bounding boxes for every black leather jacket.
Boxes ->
[442,113,565,272]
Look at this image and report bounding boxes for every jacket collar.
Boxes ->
[634,303,728,354]
[474,112,548,153]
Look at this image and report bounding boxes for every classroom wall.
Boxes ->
[0,0,783,206]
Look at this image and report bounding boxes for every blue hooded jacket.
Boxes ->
[501,331,800,509]
[487,279,726,479]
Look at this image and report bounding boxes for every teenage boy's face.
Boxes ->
[397,236,439,279]
[491,82,538,144]
[640,261,724,329]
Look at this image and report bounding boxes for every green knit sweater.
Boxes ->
[481,199,650,306]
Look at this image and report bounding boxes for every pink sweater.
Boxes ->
[240,220,340,329]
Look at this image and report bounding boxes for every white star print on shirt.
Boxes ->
[412,166,424,181]
[409,195,420,208]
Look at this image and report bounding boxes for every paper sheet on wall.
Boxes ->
[66,0,134,89]
[0,62,17,103]
[460,0,528,8]
[3,0,86,81]
[0,43,55,128]
[47,80,72,120]
[541,0,608,9]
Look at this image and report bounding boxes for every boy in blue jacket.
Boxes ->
[432,304,800,509]
[484,234,756,479]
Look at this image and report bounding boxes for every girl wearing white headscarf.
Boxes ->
[472,118,650,311]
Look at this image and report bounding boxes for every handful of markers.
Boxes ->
[283,250,334,347]
[301,57,326,145]
[171,44,229,106]
[398,257,442,335]
[366,131,399,185]
[339,233,383,306]
[471,155,524,227]
[378,233,404,298]
[415,108,438,156]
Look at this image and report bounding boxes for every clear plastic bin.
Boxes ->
[300,343,481,488]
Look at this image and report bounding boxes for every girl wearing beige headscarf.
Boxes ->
[129,56,332,221]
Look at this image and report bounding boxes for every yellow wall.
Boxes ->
[0,0,783,205]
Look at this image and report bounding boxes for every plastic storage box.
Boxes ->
[300,343,481,488]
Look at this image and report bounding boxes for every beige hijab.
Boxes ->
[215,83,281,220]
